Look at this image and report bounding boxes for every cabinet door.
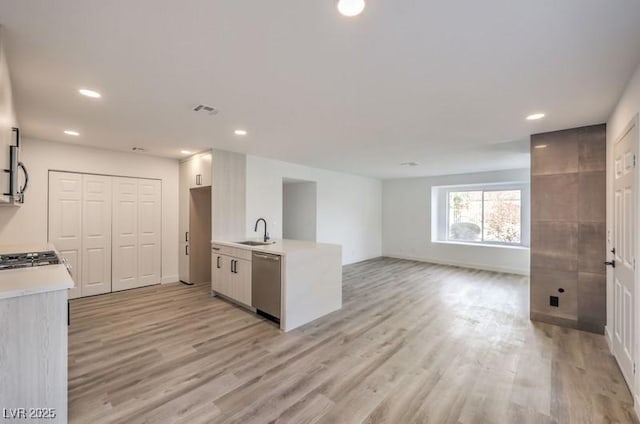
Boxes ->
[179,159,191,283]
[212,254,231,297]
[48,171,82,299]
[199,152,212,187]
[81,174,112,296]
[189,152,212,188]
[231,258,252,306]
[0,46,17,204]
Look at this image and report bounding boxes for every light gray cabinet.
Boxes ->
[211,244,251,307]
[0,289,68,423]
[0,30,19,205]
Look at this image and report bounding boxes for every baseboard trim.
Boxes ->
[161,275,179,284]
[604,325,613,351]
[530,311,580,330]
[606,326,639,418]
[383,253,529,276]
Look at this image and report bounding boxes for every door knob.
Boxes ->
[604,260,616,268]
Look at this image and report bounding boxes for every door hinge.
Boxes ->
[634,362,636,374]
[635,154,637,168]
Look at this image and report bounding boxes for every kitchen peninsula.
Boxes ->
[0,245,74,424]
[211,239,342,331]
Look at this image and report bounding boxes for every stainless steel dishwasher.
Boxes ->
[251,251,282,323]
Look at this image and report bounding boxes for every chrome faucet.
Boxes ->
[254,218,269,242]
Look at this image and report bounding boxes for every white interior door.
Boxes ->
[81,174,112,296]
[612,119,637,390]
[137,179,161,287]
[48,171,82,299]
[112,177,139,291]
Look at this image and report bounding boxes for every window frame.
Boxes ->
[432,182,530,248]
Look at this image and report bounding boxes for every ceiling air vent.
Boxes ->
[132,147,146,152]
[193,104,219,115]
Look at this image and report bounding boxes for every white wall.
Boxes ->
[0,138,180,283]
[606,63,640,369]
[245,155,382,265]
[283,181,317,242]
[382,168,531,275]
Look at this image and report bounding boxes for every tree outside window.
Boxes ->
[448,190,521,245]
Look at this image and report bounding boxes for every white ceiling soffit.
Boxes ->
[1,0,639,178]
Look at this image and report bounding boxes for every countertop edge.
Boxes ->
[0,264,75,300]
[211,239,341,256]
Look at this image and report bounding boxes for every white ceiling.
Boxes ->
[1,0,640,179]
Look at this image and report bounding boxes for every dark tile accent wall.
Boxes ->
[530,124,606,334]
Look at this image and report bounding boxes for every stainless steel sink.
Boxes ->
[235,241,274,246]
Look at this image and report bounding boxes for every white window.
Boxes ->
[432,183,529,247]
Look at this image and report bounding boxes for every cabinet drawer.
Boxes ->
[211,244,252,261]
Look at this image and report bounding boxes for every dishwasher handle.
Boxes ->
[253,253,280,261]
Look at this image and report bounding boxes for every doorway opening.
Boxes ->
[282,178,317,242]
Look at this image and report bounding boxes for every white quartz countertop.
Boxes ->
[0,264,74,300]
[211,238,341,255]
[0,243,75,300]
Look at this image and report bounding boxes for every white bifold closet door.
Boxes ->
[49,172,112,298]
[50,172,161,297]
[48,172,83,299]
[81,174,112,296]
[112,177,161,291]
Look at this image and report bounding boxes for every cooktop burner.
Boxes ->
[0,250,61,270]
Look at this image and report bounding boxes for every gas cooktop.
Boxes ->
[0,250,61,270]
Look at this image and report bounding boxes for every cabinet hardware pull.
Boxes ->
[212,247,220,251]
[254,253,280,261]
[185,245,189,255]
[217,256,221,269]
[185,231,189,242]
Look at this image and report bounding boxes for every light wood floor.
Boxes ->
[68,258,637,424]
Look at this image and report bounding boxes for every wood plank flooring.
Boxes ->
[68,258,638,423]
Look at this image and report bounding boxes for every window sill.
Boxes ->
[432,240,529,250]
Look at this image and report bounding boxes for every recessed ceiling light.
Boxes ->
[181,150,193,155]
[534,144,548,149]
[79,88,101,98]
[63,130,80,136]
[234,129,248,136]
[337,0,365,16]
[526,113,545,121]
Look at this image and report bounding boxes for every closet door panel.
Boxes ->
[112,177,139,291]
[81,175,112,296]
[138,179,161,286]
[48,171,82,299]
